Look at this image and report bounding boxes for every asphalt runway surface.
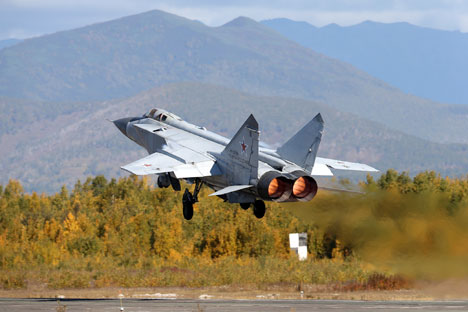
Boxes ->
[2,298,468,312]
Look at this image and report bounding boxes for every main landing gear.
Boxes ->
[240,203,250,210]
[238,200,266,219]
[253,200,266,219]
[181,179,266,220]
[157,173,181,191]
[182,179,203,220]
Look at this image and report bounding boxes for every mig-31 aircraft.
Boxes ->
[113,108,378,220]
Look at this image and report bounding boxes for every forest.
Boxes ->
[1,170,468,290]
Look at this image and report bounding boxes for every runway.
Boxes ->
[1,298,468,312]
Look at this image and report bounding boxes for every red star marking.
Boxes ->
[240,138,247,152]
[144,164,152,167]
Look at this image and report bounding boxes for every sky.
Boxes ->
[1,0,468,39]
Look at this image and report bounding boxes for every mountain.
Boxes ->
[2,82,468,193]
[2,10,468,192]
[262,18,468,105]
[1,10,468,145]
[0,39,21,50]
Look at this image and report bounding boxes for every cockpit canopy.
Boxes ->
[144,108,183,122]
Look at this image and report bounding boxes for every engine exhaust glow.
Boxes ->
[293,177,313,198]
[291,175,318,201]
[268,178,288,198]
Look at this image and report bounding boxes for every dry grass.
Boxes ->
[331,273,413,292]
[0,284,445,301]
[0,257,375,290]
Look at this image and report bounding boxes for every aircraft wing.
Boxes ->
[122,122,223,178]
[122,152,221,178]
[315,157,378,172]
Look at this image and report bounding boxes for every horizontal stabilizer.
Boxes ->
[315,157,378,172]
[311,163,333,176]
[209,185,253,197]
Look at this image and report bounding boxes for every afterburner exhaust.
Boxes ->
[292,176,318,201]
[257,171,293,201]
[257,171,318,202]
[268,177,289,198]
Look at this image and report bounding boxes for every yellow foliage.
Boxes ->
[63,212,80,236]
[2,172,468,285]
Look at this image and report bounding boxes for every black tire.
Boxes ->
[170,176,181,191]
[240,203,250,210]
[182,189,194,220]
[157,179,164,188]
[183,201,193,220]
[157,174,170,188]
[253,200,266,219]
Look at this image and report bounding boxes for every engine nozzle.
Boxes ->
[257,171,293,201]
[268,177,289,198]
[292,175,318,201]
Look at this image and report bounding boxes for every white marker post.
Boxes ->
[289,233,307,261]
[119,291,124,311]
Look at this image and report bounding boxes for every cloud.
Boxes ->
[159,2,468,32]
[1,0,468,39]
[5,0,468,11]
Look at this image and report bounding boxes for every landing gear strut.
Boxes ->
[182,179,203,220]
[253,200,266,219]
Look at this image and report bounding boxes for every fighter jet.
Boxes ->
[113,108,378,220]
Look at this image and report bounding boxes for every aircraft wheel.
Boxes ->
[182,189,194,220]
[253,200,266,219]
[240,203,250,210]
[157,174,171,188]
[183,202,193,220]
[170,176,181,191]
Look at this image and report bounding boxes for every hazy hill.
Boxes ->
[1,10,468,144]
[2,82,468,193]
[0,39,20,50]
[262,18,468,105]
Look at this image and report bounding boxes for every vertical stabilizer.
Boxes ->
[277,113,324,173]
[221,114,259,185]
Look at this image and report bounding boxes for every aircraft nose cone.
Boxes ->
[113,117,133,136]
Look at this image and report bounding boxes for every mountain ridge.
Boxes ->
[2,10,468,192]
[2,82,468,193]
[1,10,468,144]
[262,18,468,105]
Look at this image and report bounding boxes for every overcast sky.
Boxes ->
[1,0,468,39]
